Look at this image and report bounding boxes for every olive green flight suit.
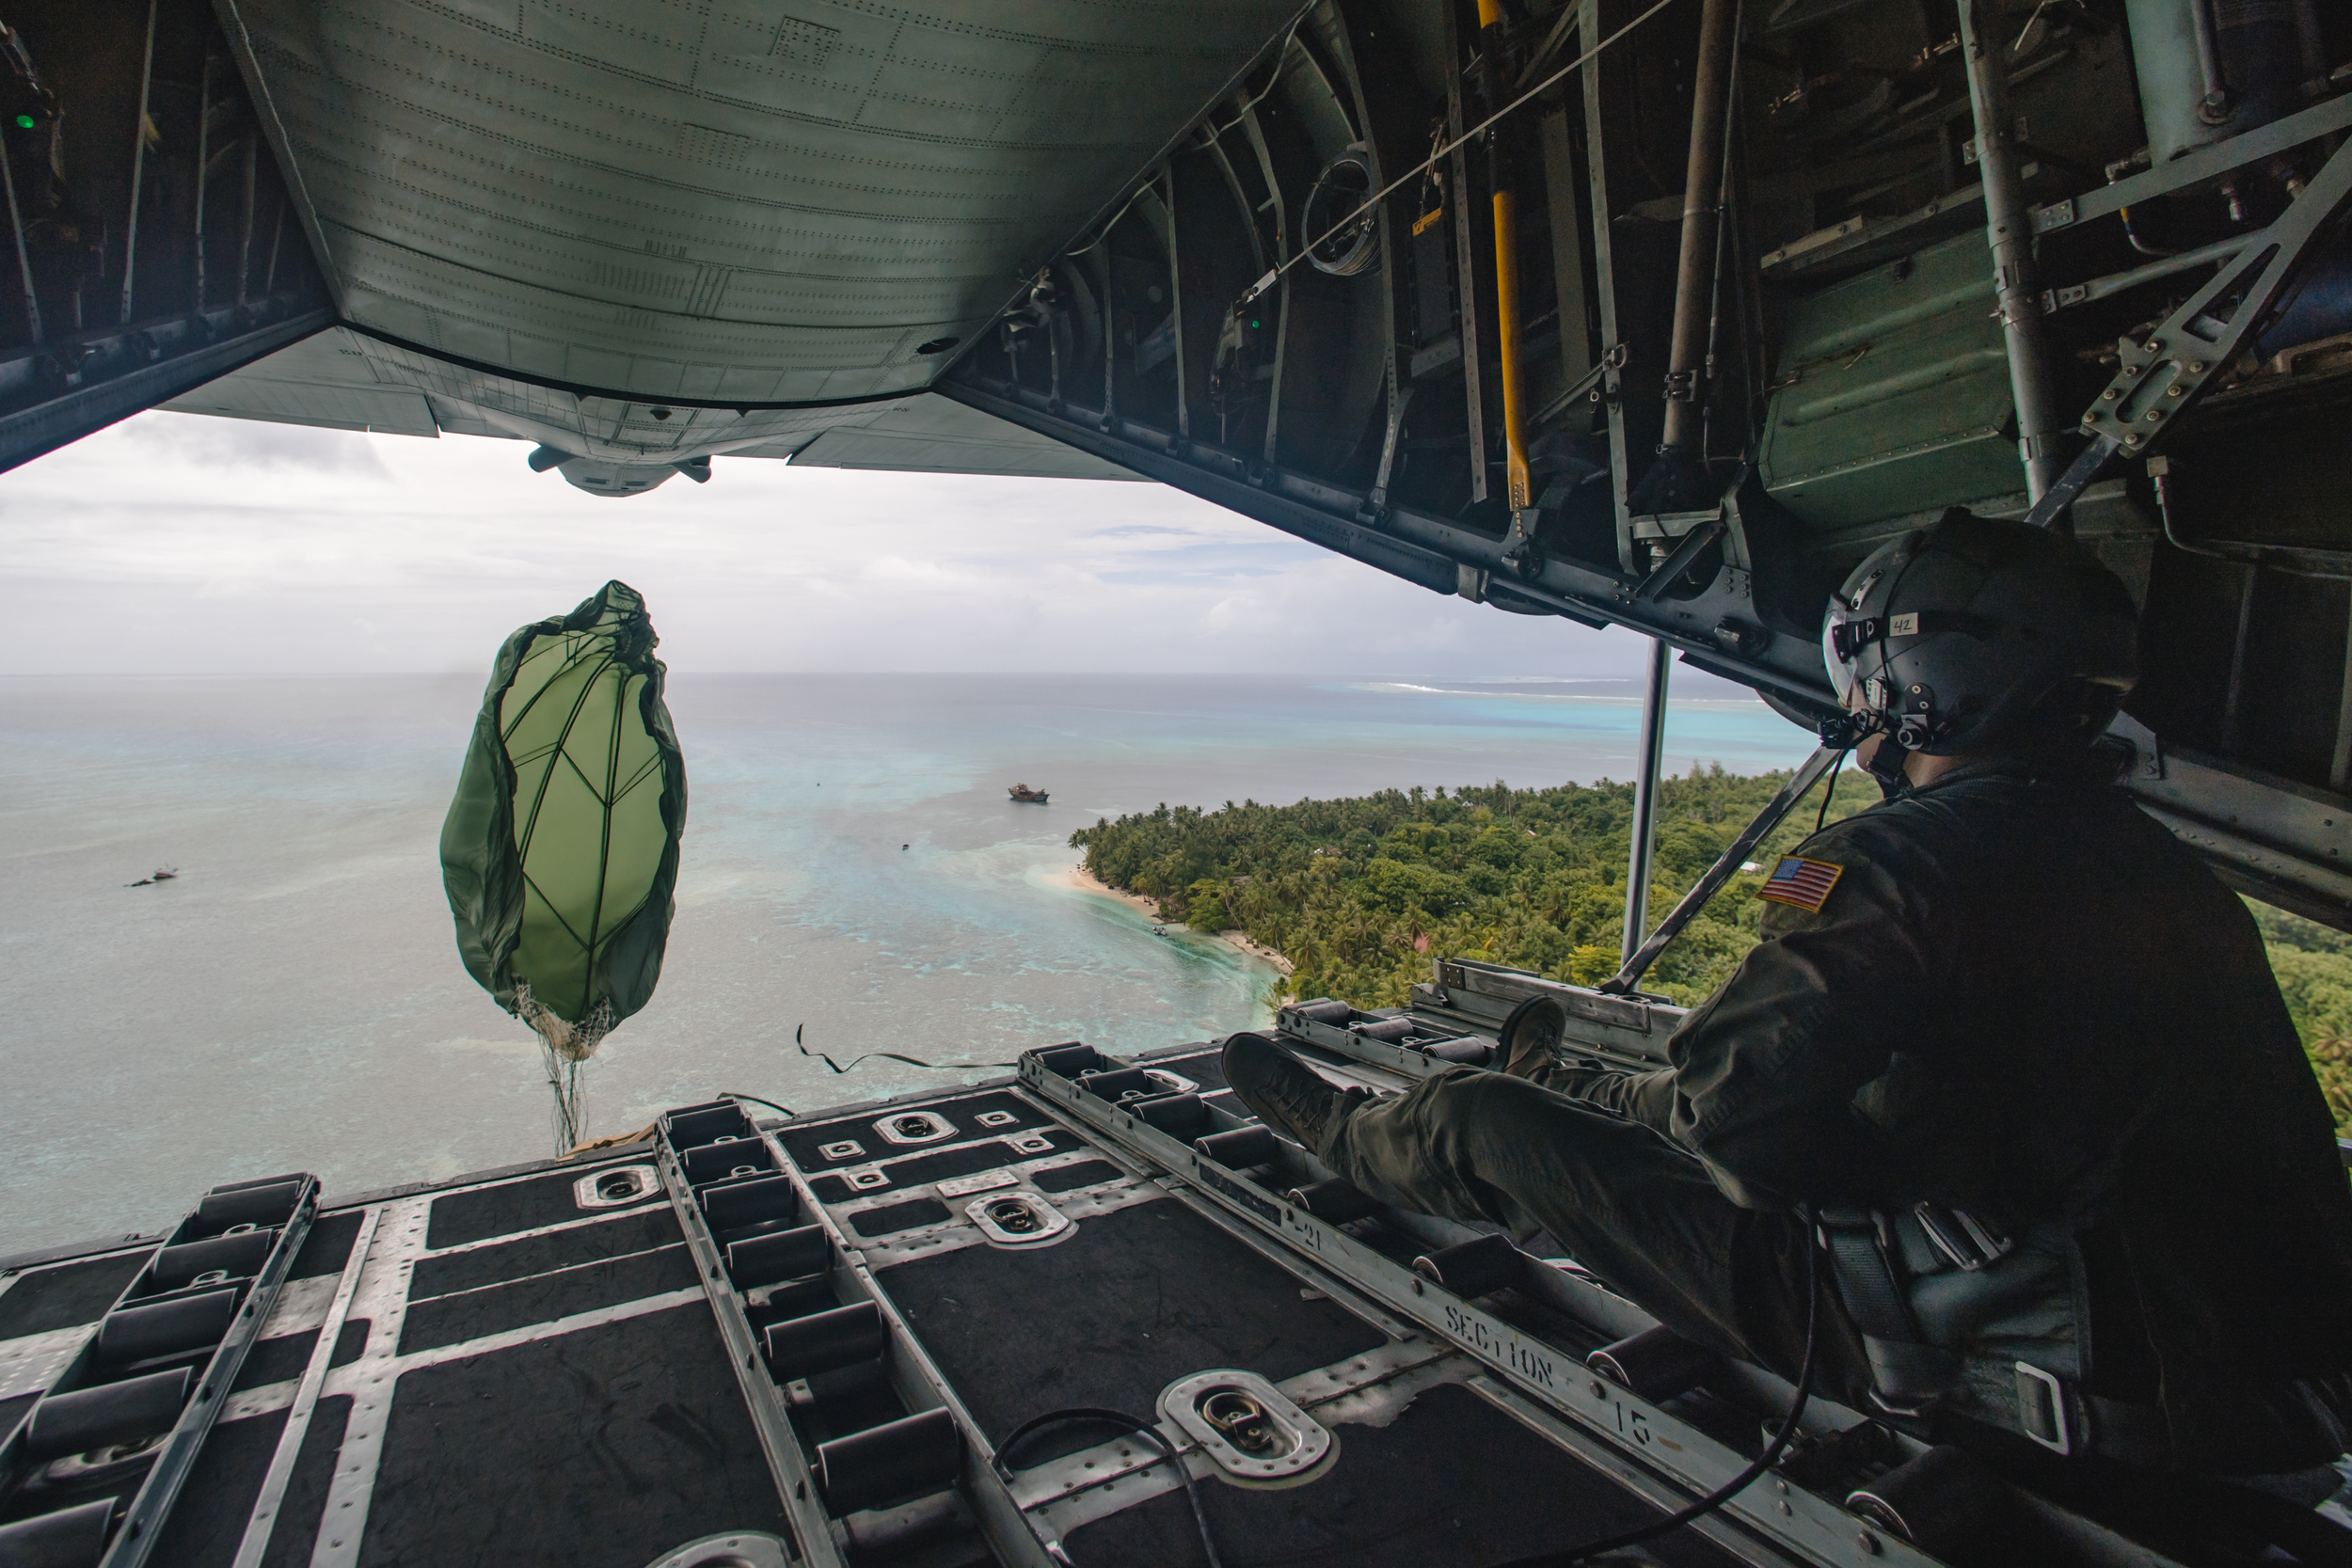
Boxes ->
[1319,757,2352,1476]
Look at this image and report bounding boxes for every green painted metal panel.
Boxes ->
[1758,230,2023,529]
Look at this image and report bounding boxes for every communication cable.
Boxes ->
[1488,1231,1822,1566]
[1814,749,1847,834]
[993,1408,1223,1568]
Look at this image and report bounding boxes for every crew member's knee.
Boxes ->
[1329,1068,1637,1209]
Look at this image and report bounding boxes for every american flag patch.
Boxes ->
[1756,855,1843,912]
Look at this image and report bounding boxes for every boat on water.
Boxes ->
[1007,784,1049,804]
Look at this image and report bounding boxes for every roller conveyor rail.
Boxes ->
[0,1173,318,1568]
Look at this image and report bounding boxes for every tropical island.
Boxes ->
[1070,764,2352,1131]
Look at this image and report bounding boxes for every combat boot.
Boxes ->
[1219,1032,1362,1150]
[1498,994,1567,1079]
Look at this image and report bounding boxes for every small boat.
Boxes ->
[1008,784,1049,803]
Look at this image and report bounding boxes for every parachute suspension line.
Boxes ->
[517,979,613,1155]
[543,1042,584,1156]
[793,1022,1020,1076]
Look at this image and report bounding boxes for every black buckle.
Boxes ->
[1914,1203,2013,1272]
[1829,616,1885,663]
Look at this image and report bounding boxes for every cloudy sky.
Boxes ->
[0,411,1653,676]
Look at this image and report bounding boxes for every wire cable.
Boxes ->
[1814,749,1848,834]
[720,1091,797,1120]
[993,1408,1223,1568]
[1061,20,1301,262]
[791,1022,1018,1076]
[1196,21,1303,143]
[1239,0,1684,308]
[1488,1230,1823,1567]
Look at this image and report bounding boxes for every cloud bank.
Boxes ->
[1,412,1657,676]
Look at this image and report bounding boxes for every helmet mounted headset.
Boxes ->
[1819,510,2139,790]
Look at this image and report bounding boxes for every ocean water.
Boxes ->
[0,672,1812,1252]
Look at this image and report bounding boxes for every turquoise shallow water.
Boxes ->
[0,672,1813,1252]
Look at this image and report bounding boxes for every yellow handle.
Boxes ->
[1491,188,1530,511]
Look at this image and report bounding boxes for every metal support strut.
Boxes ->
[1446,2,1486,505]
[2026,128,2352,528]
[1658,0,1738,462]
[1958,0,2069,502]
[1619,639,1672,969]
[1604,743,1844,993]
[119,0,158,325]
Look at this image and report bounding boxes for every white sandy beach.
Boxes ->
[1053,862,1295,977]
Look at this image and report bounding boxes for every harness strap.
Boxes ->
[1821,1208,2175,1463]
[1817,1207,1956,1416]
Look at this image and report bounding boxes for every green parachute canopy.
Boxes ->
[440,580,687,1148]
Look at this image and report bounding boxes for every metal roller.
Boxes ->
[684,1136,774,1186]
[1410,1233,1524,1297]
[817,1407,962,1515]
[1073,1067,1157,1102]
[1028,1043,1103,1077]
[763,1301,885,1383]
[150,1229,272,1291]
[726,1224,831,1291]
[1195,1125,1283,1167]
[1130,1091,1206,1134]
[0,1497,117,1568]
[1587,1325,1716,1402]
[699,1174,800,1234]
[1285,1178,1383,1224]
[747,1276,835,1322]
[95,1286,238,1365]
[1846,1444,2013,1551]
[196,1180,302,1230]
[24,1368,191,1460]
[665,1101,752,1148]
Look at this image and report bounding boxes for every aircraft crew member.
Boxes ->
[1222,512,2352,1509]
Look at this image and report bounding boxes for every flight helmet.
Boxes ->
[1821,510,2139,755]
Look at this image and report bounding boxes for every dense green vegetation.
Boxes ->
[1072,768,2352,1129]
[2256,904,2352,1130]
[1072,764,1875,1011]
